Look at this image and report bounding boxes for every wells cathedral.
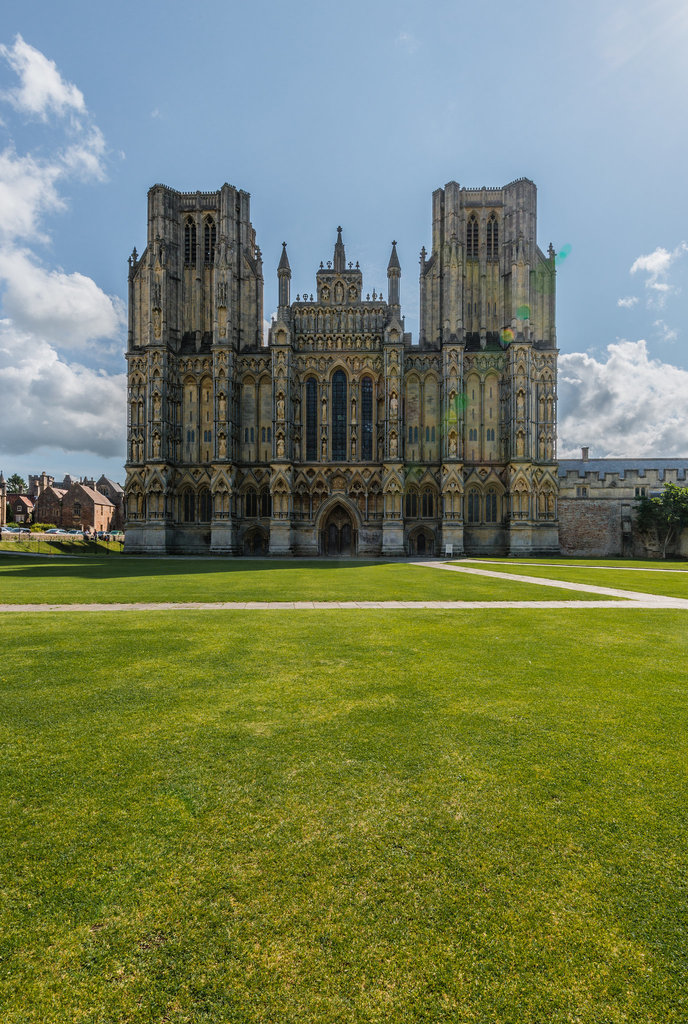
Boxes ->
[124,178,559,556]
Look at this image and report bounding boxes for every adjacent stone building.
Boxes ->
[558,450,688,557]
[61,483,114,533]
[32,485,67,526]
[124,178,559,556]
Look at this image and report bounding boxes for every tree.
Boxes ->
[7,473,27,493]
[635,482,688,559]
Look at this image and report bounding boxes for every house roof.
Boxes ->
[558,458,688,482]
[10,495,34,509]
[40,486,67,500]
[97,476,124,494]
[76,484,114,507]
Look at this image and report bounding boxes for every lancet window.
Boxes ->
[204,217,216,264]
[466,215,479,260]
[361,376,373,460]
[332,370,347,461]
[486,214,499,260]
[305,378,317,461]
[184,219,196,266]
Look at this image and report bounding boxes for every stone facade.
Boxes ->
[124,178,559,556]
[61,483,114,533]
[558,454,688,557]
[32,483,115,532]
[33,486,67,526]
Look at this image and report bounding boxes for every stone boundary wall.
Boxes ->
[559,499,622,557]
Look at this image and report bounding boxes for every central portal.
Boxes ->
[321,503,357,556]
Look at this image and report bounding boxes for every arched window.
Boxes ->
[204,217,216,264]
[485,488,498,523]
[182,490,195,522]
[422,489,435,518]
[487,214,499,260]
[260,487,272,518]
[405,489,418,518]
[466,215,478,260]
[198,488,212,522]
[332,370,347,461]
[184,219,196,266]
[467,489,480,523]
[245,488,257,517]
[305,377,317,461]
[361,376,373,460]
[431,426,436,442]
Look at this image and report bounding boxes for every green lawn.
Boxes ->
[0,556,612,604]
[2,605,688,1023]
[456,560,688,599]
[0,537,123,556]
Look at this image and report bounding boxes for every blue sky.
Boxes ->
[1,0,688,483]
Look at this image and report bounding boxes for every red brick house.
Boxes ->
[32,486,67,526]
[8,494,33,524]
[62,483,114,532]
[95,476,124,529]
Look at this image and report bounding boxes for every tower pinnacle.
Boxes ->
[334,226,345,273]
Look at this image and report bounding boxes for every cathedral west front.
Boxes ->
[124,178,559,556]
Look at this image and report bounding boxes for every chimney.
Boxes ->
[581,446,589,462]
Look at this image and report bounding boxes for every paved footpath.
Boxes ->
[414,560,688,605]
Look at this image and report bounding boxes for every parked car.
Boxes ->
[45,528,68,535]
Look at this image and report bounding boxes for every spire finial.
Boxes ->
[334,226,345,272]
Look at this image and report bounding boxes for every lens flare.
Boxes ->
[556,243,571,265]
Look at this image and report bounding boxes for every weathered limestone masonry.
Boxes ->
[559,454,688,557]
[124,179,559,556]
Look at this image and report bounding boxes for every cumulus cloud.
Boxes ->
[0,321,126,458]
[653,319,678,343]
[558,339,688,457]
[0,248,124,350]
[630,242,687,306]
[0,34,85,119]
[0,38,124,468]
[617,295,638,308]
[0,147,64,242]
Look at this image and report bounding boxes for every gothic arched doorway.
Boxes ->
[321,503,357,556]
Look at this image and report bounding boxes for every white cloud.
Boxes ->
[617,295,638,308]
[0,34,85,119]
[630,242,687,306]
[653,319,678,343]
[0,148,64,242]
[558,340,688,457]
[0,321,126,459]
[0,248,124,351]
[61,126,107,182]
[0,39,124,469]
